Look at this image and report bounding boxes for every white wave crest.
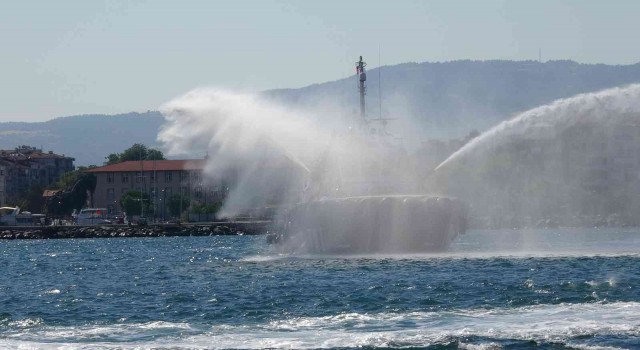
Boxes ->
[4,301,640,349]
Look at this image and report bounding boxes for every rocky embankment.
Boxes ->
[0,222,270,240]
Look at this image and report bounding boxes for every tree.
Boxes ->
[191,201,223,215]
[147,149,165,161]
[52,165,97,191]
[119,144,149,163]
[105,143,166,165]
[120,190,151,217]
[46,172,97,216]
[105,153,121,165]
[166,194,190,217]
[17,184,46,213]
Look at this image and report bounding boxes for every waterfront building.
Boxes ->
[85,159,226,218]
[0,146,75,206]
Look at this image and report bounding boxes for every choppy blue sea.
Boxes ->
[2,228,640,349]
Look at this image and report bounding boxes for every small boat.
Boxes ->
[0,207,39,226]
[74,208,111,225]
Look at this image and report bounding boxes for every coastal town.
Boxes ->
[0,144,226,227]
[0,144,278,238]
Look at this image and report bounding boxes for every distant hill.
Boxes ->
[0,112,164,166]
[3,60,640,166]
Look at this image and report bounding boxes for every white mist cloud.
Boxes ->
[157,87,424,218]
[158,88,335,216]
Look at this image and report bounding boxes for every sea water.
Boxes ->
[1,228,640,349]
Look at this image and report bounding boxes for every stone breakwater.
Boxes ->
[0,222,270,240]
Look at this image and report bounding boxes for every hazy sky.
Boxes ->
[2,0,640,122]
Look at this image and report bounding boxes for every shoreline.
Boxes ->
[0,221,271,240]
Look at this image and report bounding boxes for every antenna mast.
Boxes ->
[356,56,367,122]
[539,48,542,62]
[378,48,382,119]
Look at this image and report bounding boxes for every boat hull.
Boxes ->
[273,195,467,254]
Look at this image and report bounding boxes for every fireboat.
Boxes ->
[267,56,467,253]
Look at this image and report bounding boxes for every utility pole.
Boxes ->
[140,147,144,218]
[153,159,156,222]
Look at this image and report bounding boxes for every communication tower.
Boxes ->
[356,56,367,122]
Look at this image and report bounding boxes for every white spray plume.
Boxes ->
[158,88,334,216]
[159,88,332,170]
[158,88,417,218]
[158,86,428,221]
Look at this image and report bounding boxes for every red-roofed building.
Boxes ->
[85,159,225,217]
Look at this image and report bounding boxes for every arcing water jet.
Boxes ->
[429,84,640,228]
